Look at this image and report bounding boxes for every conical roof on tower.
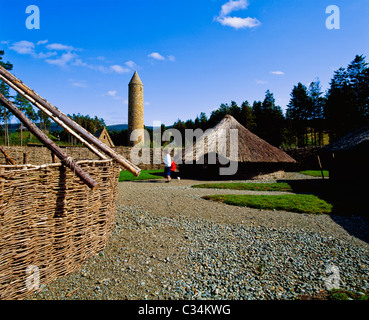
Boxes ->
[129,71,143,85]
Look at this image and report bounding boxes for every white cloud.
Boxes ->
[215,0,261,30]
[216,16,261,29]
[270,71,285,75]
[9,41,35,54]
[167,55,176,62]
[256,79,268,85]
[7,40,135,74]
[73,59,109,73]
[148,52,166,61]
[125,60,136,68]
[110,65,130,74]
[45,52,77,67]
[220,0,249,16]
[72,58,88,67]
[35,51,57,59]
[107,90,118,97]
[46,43,78,51]
[37,40,48,45]
[9,40,58,59]
[106,90,124,101]
[69,79,88,88]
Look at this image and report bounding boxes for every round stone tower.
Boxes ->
[128,71,144,146]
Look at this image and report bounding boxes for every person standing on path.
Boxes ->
[163,149,172,182]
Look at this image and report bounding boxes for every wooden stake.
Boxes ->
[0,145,16,165]
[0,167,4,208]
[0,92,99,190]
[317,155,324,180]
[23,152,29,165]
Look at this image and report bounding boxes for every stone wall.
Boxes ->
[0,145,164,171]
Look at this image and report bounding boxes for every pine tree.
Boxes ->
[308,79,326,145]
[0,51,13,146]
[325,55,369,141]
[239,100,255,130]
[286,83,310,147]
[253,90,285,147]
[14,93,36,145]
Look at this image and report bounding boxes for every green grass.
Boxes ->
[298,288,369,300]
[0,131,83,146]
[300,170,329,177]
[202,194,333,214]
[328,289,369,300]
[193,182,293,192]
[119,169,164,182]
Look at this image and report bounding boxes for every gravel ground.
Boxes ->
[31,172,369,300]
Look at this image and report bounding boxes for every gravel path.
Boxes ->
[31,173,369,300]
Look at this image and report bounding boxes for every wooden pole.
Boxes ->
[0,73,108,161]
[23,152,29,165]
[0,145,16,165]
[0,66,141,177]
[317,155,324,180]
[0,92,99,190]
[0,167,4,207]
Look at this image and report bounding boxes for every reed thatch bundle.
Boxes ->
[321,124,369,153]
[183,115,295,164]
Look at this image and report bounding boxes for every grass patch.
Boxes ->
[298,288,369,300]
[328,289,369,300]
[202,194,333,214]
[193,182,293,192]
[119,169,164,182]
[300,170,329,177]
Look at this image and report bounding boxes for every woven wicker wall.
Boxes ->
[0,160,120,300]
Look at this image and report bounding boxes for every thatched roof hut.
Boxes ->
[180,115,295,179]
[321,124,369,153]
[320,124,369,182]
[94,126,115,148]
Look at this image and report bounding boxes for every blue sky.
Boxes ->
[1,0,369,126]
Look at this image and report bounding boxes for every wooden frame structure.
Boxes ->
[0,65,141,188]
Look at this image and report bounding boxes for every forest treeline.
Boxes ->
[1,50,369,148]
[170,54,369,148]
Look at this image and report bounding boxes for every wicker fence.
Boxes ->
[0,159,120,300]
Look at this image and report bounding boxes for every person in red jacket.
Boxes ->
[170,160,177,179]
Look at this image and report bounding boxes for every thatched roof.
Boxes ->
[321,124,369,153]
[182,115,296,163]
[94,127,115,148]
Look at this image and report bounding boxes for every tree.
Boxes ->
[307,79,326,145]
[37,110,51,134]
[14,93,36,145]
[253,90,285,147]
[207,101,242,128]
[325,55,369,141]
[0,50,13,146]
[286,83,310,147]
[194,112,208,130]
[239,100,255,130]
